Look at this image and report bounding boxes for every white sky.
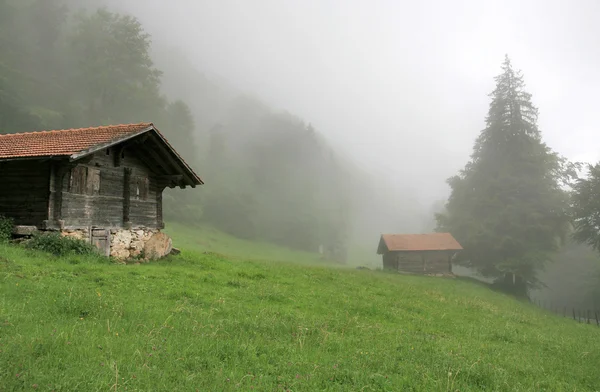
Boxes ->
[108,0,600,202]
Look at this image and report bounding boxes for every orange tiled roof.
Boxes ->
[380,233,462,252]
[0,123,152,159]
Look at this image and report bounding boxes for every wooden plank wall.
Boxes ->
[422,252,452,274]
[397,252,428,274]
[60,147,161,229]
[0,160,50,226]
[382,253,398,269]
[385,251,452,274]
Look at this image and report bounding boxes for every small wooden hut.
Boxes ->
[377,233,462,274]
[0,122,203,259]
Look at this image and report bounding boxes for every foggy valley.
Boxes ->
[1,0,600,389]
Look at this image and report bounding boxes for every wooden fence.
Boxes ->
[531,298,600,326]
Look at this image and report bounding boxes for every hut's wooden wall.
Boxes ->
[1,143,170,231]
[0,160,50,226]
[382,253,398,269]
[382,251,452,274]
[421,251,452,274]
[58,147,162,229]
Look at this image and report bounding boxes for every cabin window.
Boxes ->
[69,166,101,195]
[105,149,110,156]
[134,176,149,200]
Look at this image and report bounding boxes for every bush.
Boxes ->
[26,233,97,257]
[0,215,13,242]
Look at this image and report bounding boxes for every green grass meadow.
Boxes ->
[1,227,599,391]
[164,223,328,265]
[164,223,380,268]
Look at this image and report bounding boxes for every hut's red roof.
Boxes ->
[0,123,152,159]
[0,122,203,187]
[378,233,462,253]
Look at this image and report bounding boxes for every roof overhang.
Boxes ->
[0,123,203,188]
[69,126,153,162]
[70,125,203,188]
[0,155,66,163]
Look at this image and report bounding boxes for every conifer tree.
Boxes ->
[436,55,572,296]
[571,164,600,252]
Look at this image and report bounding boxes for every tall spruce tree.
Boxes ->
[571,164,600,252]
[436,55,572,296]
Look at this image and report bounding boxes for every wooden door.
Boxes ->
[91,228,111,257]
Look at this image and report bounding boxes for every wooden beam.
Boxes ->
[43,160,73,229]
[147,136,195,186]
[114,145,124,167]
[114,133,150,167]
[47,162,56,221]
[132,148,168,175]
[131,137,171,174]
[71,156,94,166]
[135,133,150,144]
[123,168,131,225]
[69,127,153,161]
[144,142,178,173]
[156,190,164,229]
[150,127,203,185]
[157,174,184,181]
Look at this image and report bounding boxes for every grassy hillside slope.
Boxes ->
[164,223,326,265]
[164,222,380,267]
[1,241,599,391]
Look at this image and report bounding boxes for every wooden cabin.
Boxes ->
[376,233,462,274]
[0,123,203,259]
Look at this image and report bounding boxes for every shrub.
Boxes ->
[0,215,13,242]
[26,233,97,257]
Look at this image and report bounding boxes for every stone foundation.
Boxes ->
[61,228,89,241]
[60,227,173,261]
[110,228,172,260]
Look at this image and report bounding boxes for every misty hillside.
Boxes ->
[5,1,600,391]
[3,0,600,308]
[0,0,425,263]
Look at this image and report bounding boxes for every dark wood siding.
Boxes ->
[0,160,50,226]
[382,253,398,270]
[59,147,161,229]
[396,252,427,274]
[382,251,452,274]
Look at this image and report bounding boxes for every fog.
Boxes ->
[2,0,600,302]
[93,0,600,301]
[100,0,600,203]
